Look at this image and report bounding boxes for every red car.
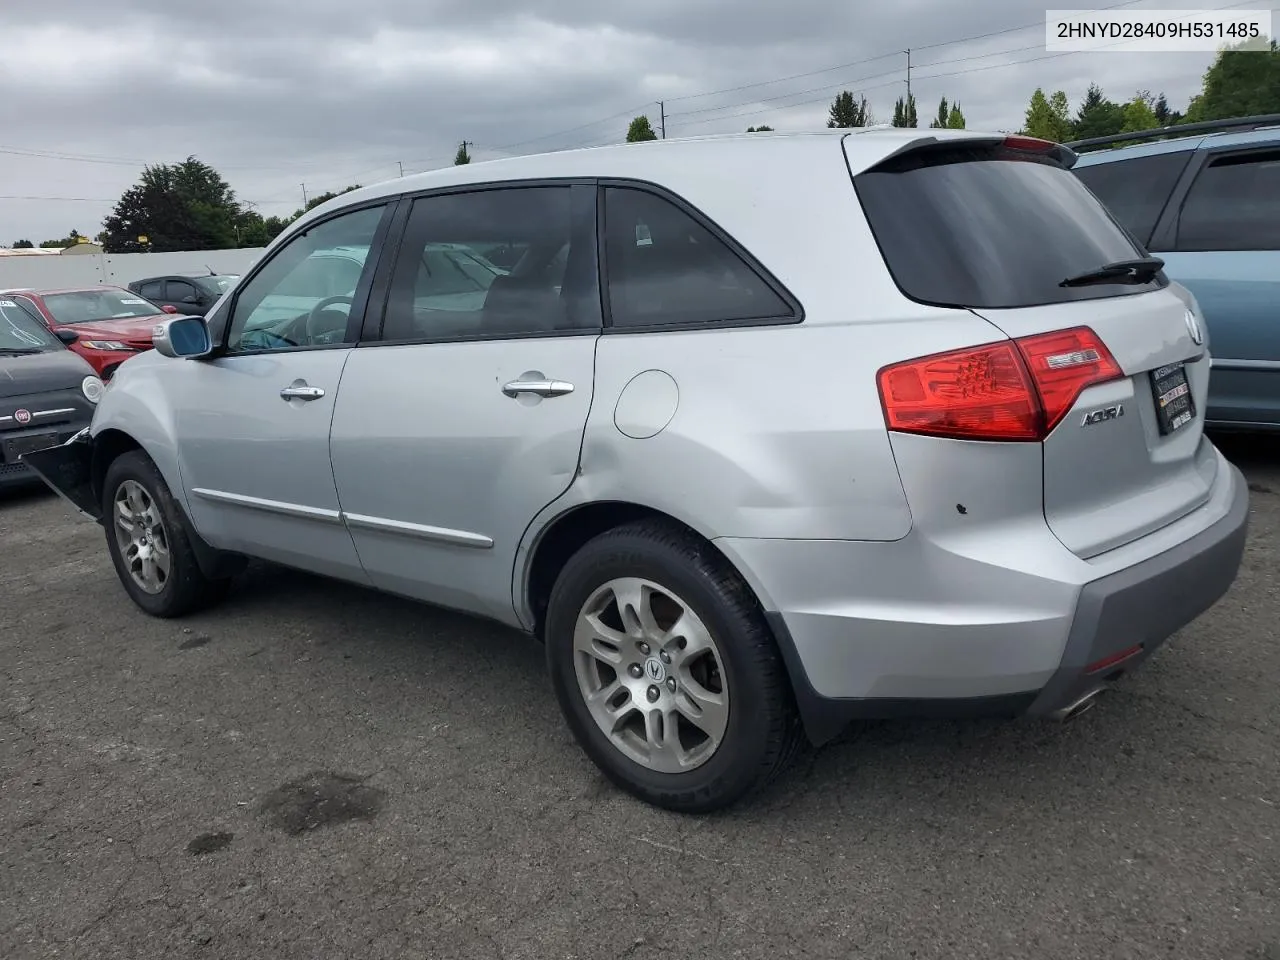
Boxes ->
[2,285,179,380]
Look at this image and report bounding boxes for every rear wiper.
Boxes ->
[1060,256,1165,288]
[0,347,42,356]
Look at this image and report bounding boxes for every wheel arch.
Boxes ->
[518,498,778,641]
[91,426,245,581]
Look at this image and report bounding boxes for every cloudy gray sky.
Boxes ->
[0,0,1266,243]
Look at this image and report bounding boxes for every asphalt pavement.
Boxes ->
[2,434,1277,960]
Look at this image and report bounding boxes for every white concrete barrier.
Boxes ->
[0,248,267,291]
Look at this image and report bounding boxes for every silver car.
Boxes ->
[25,130,1250,813]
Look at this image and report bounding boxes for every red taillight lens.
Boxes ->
[878,341,1041,441]
[1015,327,1123,433]
[877,326,1123,442]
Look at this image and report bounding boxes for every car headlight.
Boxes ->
[81,340,129,351]
[82,375,105,404]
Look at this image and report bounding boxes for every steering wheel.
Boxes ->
[305,296,354,344]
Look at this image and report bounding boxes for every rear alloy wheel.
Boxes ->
[546,520,803,813]
[574,576,730,774]
[102,451,231,618]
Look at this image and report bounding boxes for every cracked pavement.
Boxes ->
[1,434,1277,960]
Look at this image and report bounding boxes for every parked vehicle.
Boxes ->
[24,130,1249,812]
[127,273,240,317]
[1070,114,1280,431]
[0,297,101,488]
[2,285,178,380]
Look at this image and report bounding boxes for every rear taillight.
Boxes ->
[877,326,1122,442]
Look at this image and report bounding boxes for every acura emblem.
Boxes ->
[13,408,31,424]
[1185,310,1204,346]
[643,658,666,683]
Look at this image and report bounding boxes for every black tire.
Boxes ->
[101,450,231,618]
[545,519,804,813]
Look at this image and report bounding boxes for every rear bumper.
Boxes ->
[716,457,1250,746]
[1024,462,1249,718]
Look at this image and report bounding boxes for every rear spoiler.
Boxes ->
[846,132,1078,171]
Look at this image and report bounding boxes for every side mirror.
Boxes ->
[161,304,179,314]
[182,295,200,304]
[152,316,212,359]
[55,328,79,345]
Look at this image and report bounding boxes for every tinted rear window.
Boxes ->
[854,146,1166,310]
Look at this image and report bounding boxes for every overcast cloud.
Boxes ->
[0,0,1261,242]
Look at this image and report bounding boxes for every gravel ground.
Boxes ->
[2,434,1277,960]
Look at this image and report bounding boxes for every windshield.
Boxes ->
[40,289,162,325]
[193,275,239,297]
[854,144,1166,309]
[0,298,61,351]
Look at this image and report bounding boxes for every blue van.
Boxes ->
[1070,115,1280,431]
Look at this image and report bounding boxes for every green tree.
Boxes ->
[827,91,873,127]
[1024,87,1072,142]
[746,125,774,132]
[454,141,471,165]
[11,239,33,249]
[1184,40,1280,123]
[1072,83,1126,141]
[101,158,241,253]
[929,97,966,129]
[1152,92,1182,126]
[1121,93,1160,133]
[891,92,918,127]
[626,116,659,142]
[262,216,291,242]
[234,209,269,248]
[40,229,84,249]
[930,97,948,128]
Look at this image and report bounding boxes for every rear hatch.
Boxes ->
[851,135,1214,559]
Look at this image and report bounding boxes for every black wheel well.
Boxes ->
[526,502,711,640]
[90,429,142,506]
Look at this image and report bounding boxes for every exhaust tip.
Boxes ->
[1051,687,1106,722]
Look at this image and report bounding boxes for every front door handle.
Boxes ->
[501,379,575,399]
[280,384,326,401]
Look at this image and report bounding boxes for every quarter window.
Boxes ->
[381,186,598,342]
[602,186,793,328]
[1175,150,1280,251]
[225,205,385,353]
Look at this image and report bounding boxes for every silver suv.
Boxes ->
[25,130,1250,813]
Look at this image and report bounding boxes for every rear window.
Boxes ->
[854,145,1167,310]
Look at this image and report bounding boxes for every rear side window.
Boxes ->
[602,187,795,328]
[855,145,1165,310]
[1175,150,1280,251]
[138,280,165,300]
[380,185,599,342]
[1072,151,1191,246]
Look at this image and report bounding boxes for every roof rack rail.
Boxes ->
[1066,113,1280,151]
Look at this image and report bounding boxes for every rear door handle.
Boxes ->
[280,384,326,401]
[502,379,575,399]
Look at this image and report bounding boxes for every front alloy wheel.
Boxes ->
[112,479,171,594]
[574,577,730,774]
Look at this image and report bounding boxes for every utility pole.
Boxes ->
[905,49,912,102]
[659,101,666,139]
[300,183,308,207]
[397,161,404,177]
